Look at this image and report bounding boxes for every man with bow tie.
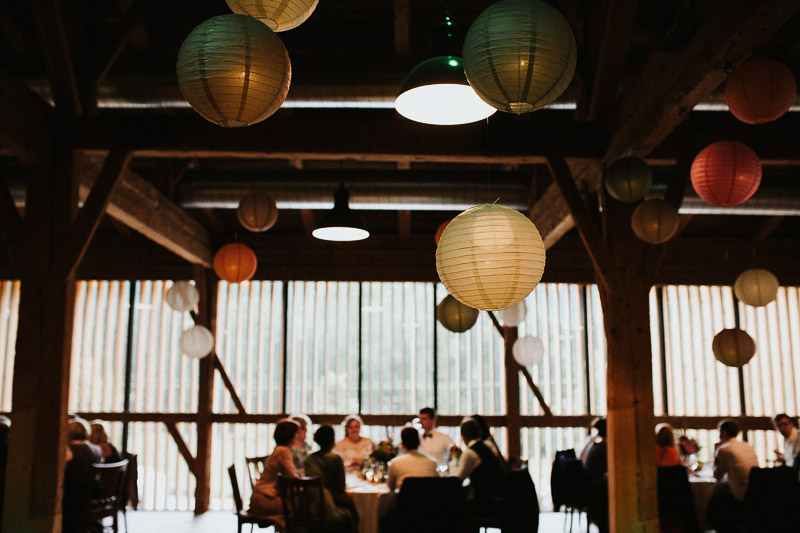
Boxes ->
[417,407,453,465]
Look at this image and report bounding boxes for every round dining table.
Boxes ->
[346,473,395,533]
[688,466,716,529]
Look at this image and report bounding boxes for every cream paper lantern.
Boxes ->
[226,0,319,32]
[177,14,291,127]
[180,325,215,359]
[734,268,779,307]
[513,336,544,366]
[238,191,279,232]
[631,199,680,244]
[712,328,756,368]
[497,300,527,326]
[436,295,480,333]
[166,281,199,312]
[435,204,546,311]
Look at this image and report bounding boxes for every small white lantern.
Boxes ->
[734,268,779,307]
[166,281,199,312]
[513,336,544,366]
[180,325,215,359]
[497,301,527,327]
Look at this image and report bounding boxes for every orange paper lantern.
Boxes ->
[434,219,451,245]
[214,243,257,283]
[690,141,761,207]
[725,58,796,125]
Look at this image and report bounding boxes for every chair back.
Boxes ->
[279,476,325,532]
[503,466,540,532]
[86,460,128,523]
[228,464,245,513]
[742,466,798,532]
[121,452,139,510]
[657,465,699,533]
[245,455,270,488]
[550,450,587,510]
[395,476,469,532]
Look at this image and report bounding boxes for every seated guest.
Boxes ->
[468,414,507,470]
[417,407,453,466]
[773,413,800,467]
[707,419,759,532]
[655,423,680,467]
[453,418,504,512]
[582,417,608,533]
[290,413,313,474]
[63,418,103,533]
[334,414,372,469]
[249,421,300,528]
[304,425,358,533]
[579,416,605,462]
[89,420,122,463]
[386,427,438,491]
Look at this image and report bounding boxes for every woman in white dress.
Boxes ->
[333,414,373,469]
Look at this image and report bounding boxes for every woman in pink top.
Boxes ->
[655,423,680,467]
[249,421,300,526]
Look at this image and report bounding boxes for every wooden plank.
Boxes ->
[0,179,27,268]
[193,266,216,514]
[164,421,197,477]
[528,184,574,249]
[393,0,410,57]
[519,366,553,417]
[0,67,55,165]
[397,210,411,239]
[75,153,214,266]
[504,327,521,463]
[213,357,247,415]
[94,0,154,86]
[751,216,784,244]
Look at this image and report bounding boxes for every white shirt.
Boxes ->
[713,439,759,500]
[782,427,800,467]
[333,437,372,469]
[454,439,482,481]
[418,429,453,465]
[386,450,438,491]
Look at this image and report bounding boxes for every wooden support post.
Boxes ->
[503,326,521,463]
[193,266,217,515]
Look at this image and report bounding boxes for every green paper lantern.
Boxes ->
[631,199,679,244]
[712,328,756,368]
[177,14,291,128]
[437,295,479,333]
[462,0,577,114]
[605,157,653,202]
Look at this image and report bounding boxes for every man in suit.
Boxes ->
[453,418,504,515]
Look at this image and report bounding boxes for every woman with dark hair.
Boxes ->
[468,414,507,470]
[249,420,300,527]
[304,425,358,532]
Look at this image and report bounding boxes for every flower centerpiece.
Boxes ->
[678,434,702,472]
[370,438,399,463]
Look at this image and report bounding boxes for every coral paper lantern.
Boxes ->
[177,14,291,128]
[180,325,215,359]
[226,0,319,32]
[436,204,546,311]
[712,328,756,368]
[166,281,199,312]
[725,58,797,125]
[513,336,544,367]
[690,141,761,207]
[436,295,480,333]
[462,0,577,114]
[238,191,279,232]
[605,157,653,203]
[434,219,451,245]
[214,243,258,283]
[497,301,527,327]
[631,199,680,244]
[734,268,779,307]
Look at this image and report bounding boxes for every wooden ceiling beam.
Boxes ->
[0,67,55,164]
[393,0,410,57]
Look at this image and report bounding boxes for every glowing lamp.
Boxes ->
[214,243,258,283]
[690,141,761,207]
[226,0,319,31]
[166,281,199,312]
[180,325,215,359]
[734,269,779,307]
[725,58,796,124]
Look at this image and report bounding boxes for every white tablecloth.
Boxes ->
[688,468,716,529]
[346,474,395,533]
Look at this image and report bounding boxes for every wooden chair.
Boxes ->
[84,459,129,533]
[118,452,139,532]
[278,476,325,533]
[245,455,270,488]
[391,476,469,533]
[228,464,282,533]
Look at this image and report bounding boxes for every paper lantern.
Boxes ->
[436,204,546,311]
[214,243,258,283]
[725,58,796,125]
[734,268,779,307]
[180,325,215,359]
[513,336,544,366]
[166,281,199,312]
[238,191,279,232]
[712,328,756,368]
[605,157,653,203]
[462,0,577,114]
[434,219,451,245]
[631,199,680,244]
[177,14,291,127]
[690,141,761,207]
[226,0,319,31]
[497,301,527,326]
[436,295,480,333]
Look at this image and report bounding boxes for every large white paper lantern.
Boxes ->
[436,295,480,333]
[712,328,756,368]
[238,191,279,232]
[226,0,319,32]
[166,281,199,312]
[734,269,779,307]
[497,301,527,326]
[180,325,215,359]
[436,204,545,311]
[513,336,544,366]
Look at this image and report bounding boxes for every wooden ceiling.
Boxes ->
[0,0,799,284]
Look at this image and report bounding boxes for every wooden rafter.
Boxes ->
[0,179,27,268]
[397,210,411,239]
[213,357,247,415]
[164,421,197,476]
[393,0,409,57]
[94,0,154,87]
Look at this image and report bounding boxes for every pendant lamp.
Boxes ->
[395,14,496,125]
[312,187,369,242]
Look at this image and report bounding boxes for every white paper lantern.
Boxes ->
[166,281,199,312]
[513,336,544,366]
[226,0,319,32]
[435,204,546,311]
[734,268,779,307]
[712,328,756,368]
[497,301,527,326]
[180,325,215,359]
